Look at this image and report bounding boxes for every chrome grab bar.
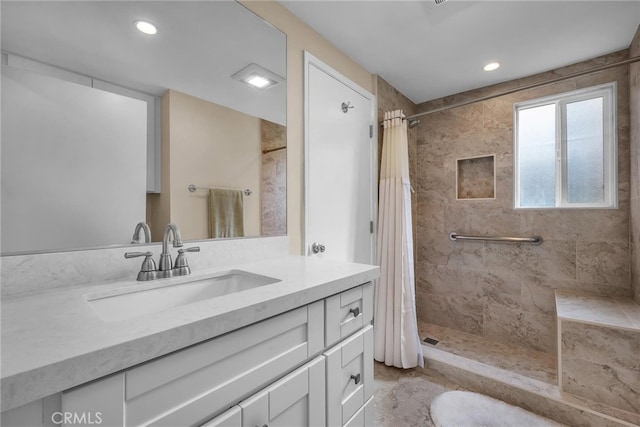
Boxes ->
[449,232,543,245]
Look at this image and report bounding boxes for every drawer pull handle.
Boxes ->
[350,373,361,385]
[349,307,360,317]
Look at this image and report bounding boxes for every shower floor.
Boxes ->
[417,321,557,385]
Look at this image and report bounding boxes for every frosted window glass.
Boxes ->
[566,98,604,203]
[518,104,556,207]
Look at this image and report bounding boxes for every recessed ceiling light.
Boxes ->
[483,62,500,71]
[247,76,271,89]
[135,20,157,35]
[231,63,284,90]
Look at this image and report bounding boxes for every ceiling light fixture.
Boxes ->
[231,63,284,90]
[247,76,271,89]
[483,62,500,71]
[135,20,157,35]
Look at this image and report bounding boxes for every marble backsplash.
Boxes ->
[1,236,289,298]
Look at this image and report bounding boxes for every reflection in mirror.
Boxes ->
[1,1,286,255]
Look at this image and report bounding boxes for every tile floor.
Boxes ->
[418,321,557,384]
[373,322,560,426]
[374,361,464,427]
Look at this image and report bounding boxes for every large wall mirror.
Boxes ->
[1,1,286,255]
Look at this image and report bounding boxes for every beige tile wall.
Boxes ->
[261,120,287,236]
[630,26,640,304]
[375,76,419,243]
[413,51,632,354]
[561,321,640,413]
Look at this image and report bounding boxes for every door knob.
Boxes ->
[311,242,326,254]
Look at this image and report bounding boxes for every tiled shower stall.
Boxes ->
[376,24,640,423]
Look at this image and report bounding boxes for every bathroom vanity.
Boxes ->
[1,252,379,427]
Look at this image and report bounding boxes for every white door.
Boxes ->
[304,52,376,264]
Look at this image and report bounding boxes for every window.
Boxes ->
[514,83,617,209]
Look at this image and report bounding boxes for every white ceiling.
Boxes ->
[281,0,640,104]
[1,1,287,125]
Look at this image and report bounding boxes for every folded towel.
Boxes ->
[208,188,245,238]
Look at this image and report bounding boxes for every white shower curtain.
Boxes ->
[374,110,424,368]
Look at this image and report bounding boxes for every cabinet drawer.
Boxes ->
[325,325,373,427]
[124,301,324,426]
[343,396,374,427]
[325,282,373,348]
[199,406,241,427]
[240,356,325,427]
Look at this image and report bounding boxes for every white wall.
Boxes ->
[241,1,375,254]
[1,65,147,253]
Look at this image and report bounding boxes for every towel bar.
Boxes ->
[188,185,252,196]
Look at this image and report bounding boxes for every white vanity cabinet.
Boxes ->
[62,301,324,427]
[200,406,242,427]
[325,283,373,348]
[324,326,374,427]
[1,282,374,427]
[238,355,326,427]
[201,356,326,427]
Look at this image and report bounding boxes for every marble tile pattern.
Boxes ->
[630,26,640,305]
[418,321,556,384]
[556,292,640,414]
[555,291,640,330]
[410,50,633,355]
[561,320,640,414]
[260,120,287,236]
[424,344,639,427]
[1,236,290,297]
[456,155,495,199]
[374,361,464,427]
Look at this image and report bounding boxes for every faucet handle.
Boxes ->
[124,251,152,258]
[174,246,200,274]
[124,251,157,273]
[177,246,200,254]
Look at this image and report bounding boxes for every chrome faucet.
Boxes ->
[126,223,199,281]
[130,222,151,244]
[159,223,183,272]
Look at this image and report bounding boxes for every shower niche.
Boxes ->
[456,154,496,200]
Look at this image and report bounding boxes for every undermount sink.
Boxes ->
[86,270,280,322]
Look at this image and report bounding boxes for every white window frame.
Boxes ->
[514,82,617,209]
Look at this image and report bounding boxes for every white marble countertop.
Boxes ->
[1,255,379,411]
[555,290,640,331]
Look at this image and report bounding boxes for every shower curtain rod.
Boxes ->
[405,55,640,120]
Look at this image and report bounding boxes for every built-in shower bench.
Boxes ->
[555,291,640,416]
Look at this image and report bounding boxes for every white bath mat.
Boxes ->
[430,390,565,427]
